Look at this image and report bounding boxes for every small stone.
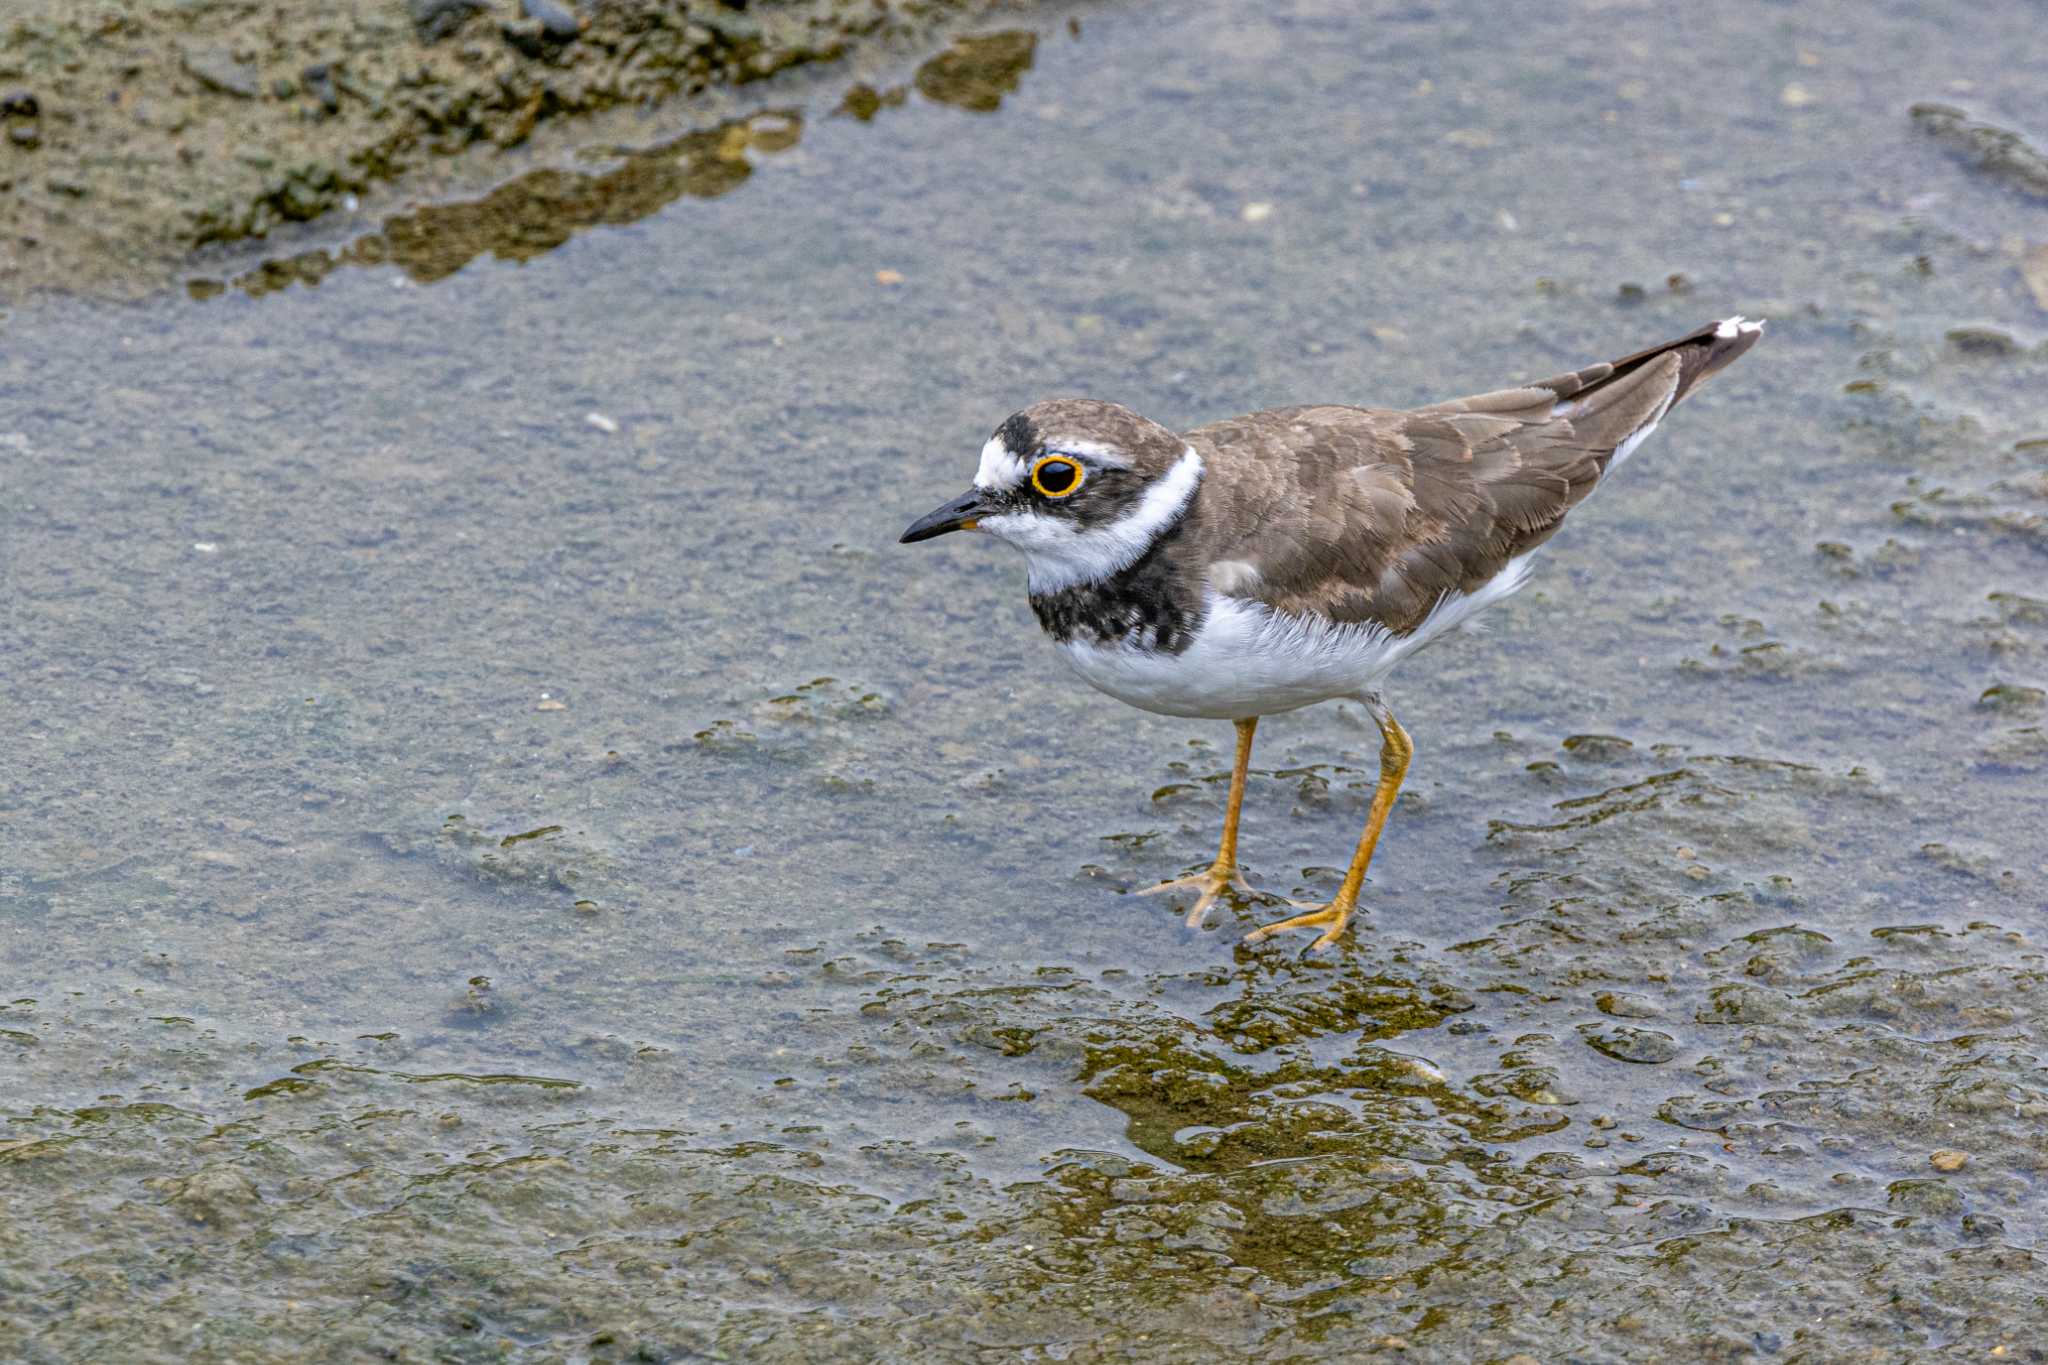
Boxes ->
[8,125,38,149]
[1240,201,1273,223]
[500,17,548,57]
[1979,682,2045,711]
[1561,732,1633,761]
[301,65,340,114]
[1582,1024,1680,1064]
[535,698,567,711]
[1963,1212,2006,1240]
[411,0,485,43]
[1947,326,2017,355]
[1930,1148,1969,1172]
[874,269,904,285]
[162,1166,263,1227]
[182,47,261,100]
[1595,991,1663,1019]
[521,0,583,40]
[1887,1177,1964,1216]
[1780,82,1818,108]
[0,90,39,117]
[584,412,619,434]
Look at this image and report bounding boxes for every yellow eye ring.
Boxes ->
[1030,455,1084,498]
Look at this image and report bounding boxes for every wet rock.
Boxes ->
[160,1165,263,1228]
[182,47,261,100]
[501,17,550,58]
[522,0,583,41]
[0,0,1025,302]
[300,64,340,115]
[1580,1024,1680,1064]
[1988,590,2048,625]
[1978,682,2045,712]
[1946,326,2018,356]
[412,0,487,43]
[837,83,909,121]
[1929,1148,1969,1172]
[1560,733,1633,762]
[1595,991,1663,1019]
[1886,1178,1964,1217]
[450,974,500,1021]
[1910,103,2048,200]
[914,31,1038,113]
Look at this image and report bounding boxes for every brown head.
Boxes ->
[899,399,1203,592]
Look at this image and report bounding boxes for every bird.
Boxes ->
[900,317,1764,950]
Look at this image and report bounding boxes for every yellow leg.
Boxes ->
[1245,697,1411,952]
[1138,717,1259,927]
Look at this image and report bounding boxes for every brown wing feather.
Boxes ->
[1183,319,1761,633]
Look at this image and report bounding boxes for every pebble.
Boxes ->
[1947,325,2017,355]
[584,411,618,433]
[1240,201,1274,223]
[522,0,583,40]
[1930,1148,1969,1172]
[182,46,261,100]
[411,0,486,43]
[300,64,340,114]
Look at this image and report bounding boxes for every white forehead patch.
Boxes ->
[974,436,1028,490]
[974,434,1134,489]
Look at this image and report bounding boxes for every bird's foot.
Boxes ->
[1137,865,1257,928]
[1243,900,1357,952]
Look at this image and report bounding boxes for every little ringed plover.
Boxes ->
[902,316,1764,949]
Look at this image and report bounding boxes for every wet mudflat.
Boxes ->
[4,1,2047,1359]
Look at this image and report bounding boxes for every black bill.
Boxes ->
[900,489,990,543]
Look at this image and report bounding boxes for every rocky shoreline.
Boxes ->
[0,0,1058,303]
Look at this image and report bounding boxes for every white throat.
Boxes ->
[982,446,1204,594]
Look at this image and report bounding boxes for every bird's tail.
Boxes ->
[1549,315,1767,415]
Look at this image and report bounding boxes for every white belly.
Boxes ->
[1053,556,1535,719]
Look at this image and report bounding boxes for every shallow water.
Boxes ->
[5,0,2047,1358]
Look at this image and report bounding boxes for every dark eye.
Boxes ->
[1031,456,1083,498]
